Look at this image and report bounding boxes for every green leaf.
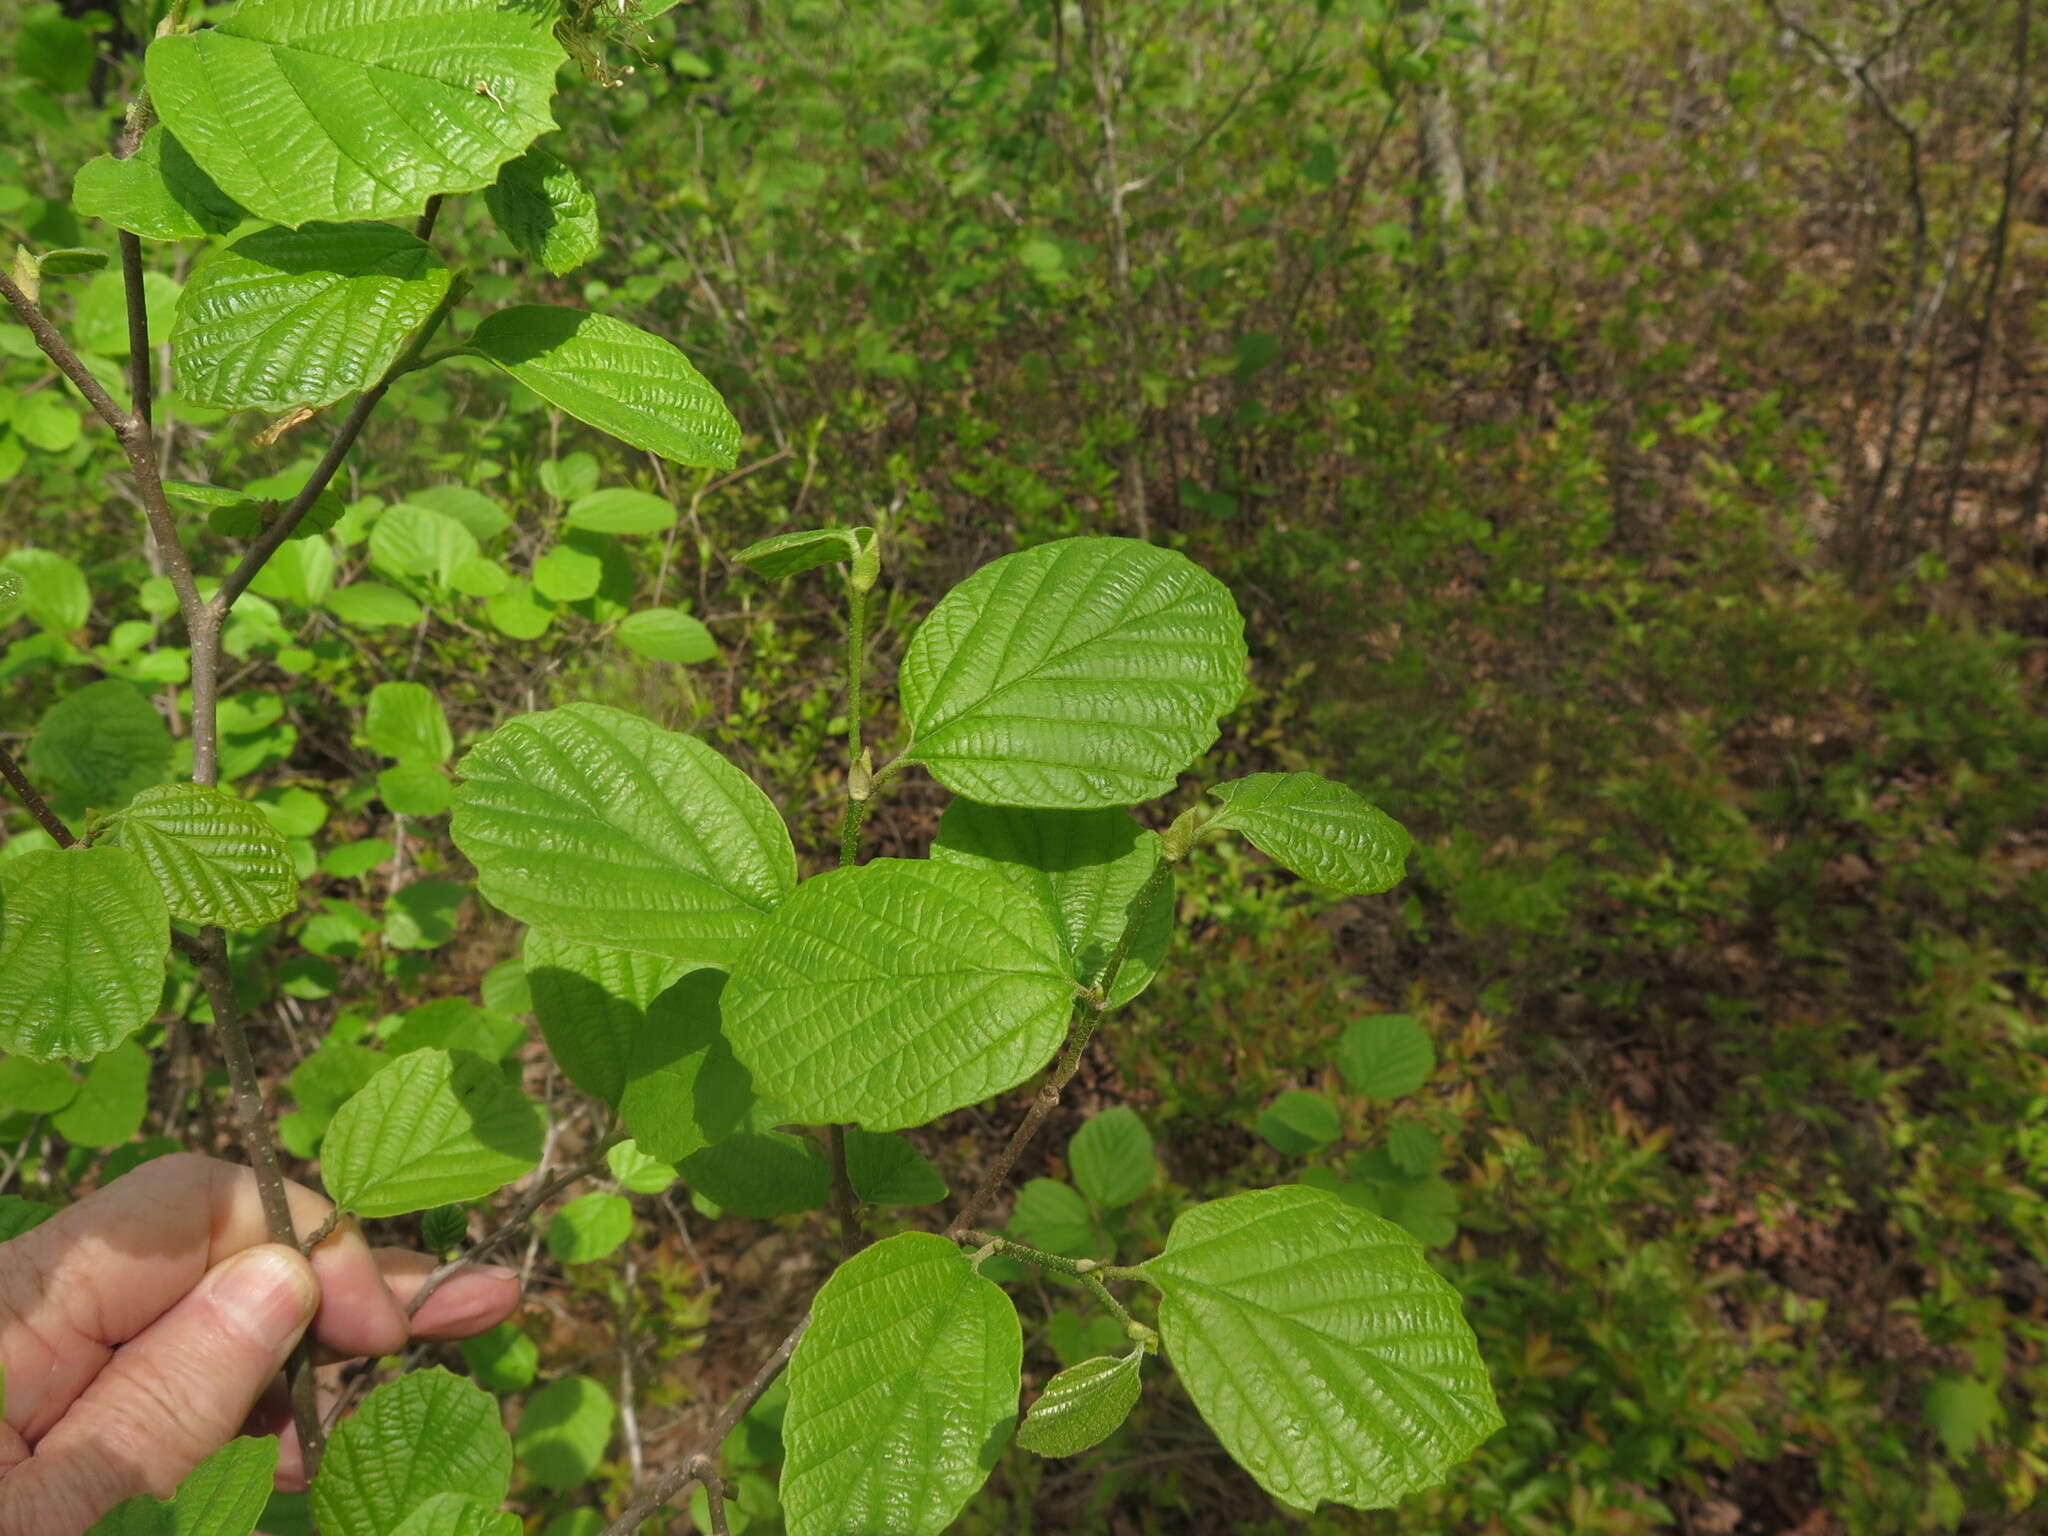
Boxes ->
[111,783,297,928]
[325,582,424,629]
[483,145,599,277]
[377,764,454,819]
[247,535,335,607]
[87,1435,279,1536]
[0,1056,80,1115]
[545,1192,633,1264]
[0,1195,57,1242]
[530,540,602,603]
[171,223,451,413]
[1385,1122,1442,1177]
[370,505,480,589]
[365,682,454,765]
[288,1042,385,1131]
[781,1233,1021,1536]
[383,878,467,949]
[1206,774,1411,895]
[387,999,522,1062]
[29,679,171,814]
[321,1049,544,1217]
[620,969,753,1161]
[606,1139,676,1194]
[322,838,395,879]
[515,1375,616,1492]
[1008,1178,1094,1256]
[452,704,796,966]
[77,269,182,357]
[1335,1016,1436,1101]
[899,538,1246,807]
[2,548,90,632]
[731,525,871,581]
[723,858,1074,1130]
[1068,1107,1154,1208]
[37,249,111,278]
[407,486,511,543]
[311,1368,512,1536]
[1256,1090,1343,1155]
[932,801,1171,1005]
[388,1495,520,1536]
[419,1204,467,1253]
[51,1040,150,1147]
[72,125,248,241]
[466,307,738,468]
[1016,1353,1142,1458]
[458,1322,537,1394]
[679,1130,828,1218]
[843,1128,947,1207]
[147,0,565,227]
[524,933,687,1109]
[563,488,674,535]
[614,608,716,664]
[483,580,553,639]
[1140,1186,1501,1511]
[0,848,168,1062]
[1926,1374,2001,1460]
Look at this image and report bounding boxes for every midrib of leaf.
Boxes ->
[907,547,1187,744]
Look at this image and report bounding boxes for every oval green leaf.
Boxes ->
[1335,1015,1436,1101]
[364,681,454,765]
[1206,773,1411,895]
[466,307,739,468]
[147,0,565,227]
[1067,1106,1154,1209]
[0,847,168,1062]
[72,124,249,241]
[451,704,797,967]
[515,1375,616,1492]
[843,1127,947,1207]
[1256,1089,1344,1155]
[619,968,754,1162]
[321,1049,544,1218]
[29,679,171,816]
[524,932,690,1110]
[781,1233,1022,1536]
[311,1368,513,1536]
[545,1193,633,1265]
[731,525,870,581]
[563,487,674,536]
[723,858,1075,1130]
[111,782,298,928]
[679,1128,828,1218]
[613,608,716,664]
[171,223,452,412]
[899,538,1246,807]
[483,145,599,277]
[1139,1186,1501,1511]
[1015,1352,1142,1458]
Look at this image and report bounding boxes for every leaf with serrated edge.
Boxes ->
[1207,773,1411,895]
[483,145,598,276]
[1016,1353,1142,1458]
[1140,1186,1501,1511]
[0,848,169,1062]
[452,705,796,966]
[112,783,296,928]
[146,0,564,227]
[723,858,1074,1130]
[86,1435,278,1536]
[732,525,870,580]
[1068,1107,1154,1208]
[321,1049,543,1217]
[933,801,1171,1006]
[72,125,248,241]
[524,932,689,1110]
[899,538,1246,807]
[311,1369,512,1536]
[781,1233,1021,1536]
[388,1494,521,1536]
[171,223,451,413]
[467,307,738,467]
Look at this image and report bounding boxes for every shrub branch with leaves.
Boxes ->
[0,3,1499,1533]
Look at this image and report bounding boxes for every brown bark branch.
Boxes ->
[0,743,77,847]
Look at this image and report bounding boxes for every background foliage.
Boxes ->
[2,0,2045,1531]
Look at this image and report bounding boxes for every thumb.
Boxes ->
[5,1245,318,1536]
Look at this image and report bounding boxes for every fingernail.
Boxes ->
[474,1264,520,1283]
[208,1246,320,1351]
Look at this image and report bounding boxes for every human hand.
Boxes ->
[0,1153,522,1535]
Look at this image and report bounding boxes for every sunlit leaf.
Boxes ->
[311,1369,512,1536]
[1015,1353,1141,1458]
[112,782,297,928]
[321,1049,544,1217]
[1206,773,1410,895]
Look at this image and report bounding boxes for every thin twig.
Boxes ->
[405,1147,612,1318]
[0,743,76,846]
[597,1318,809,1536]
